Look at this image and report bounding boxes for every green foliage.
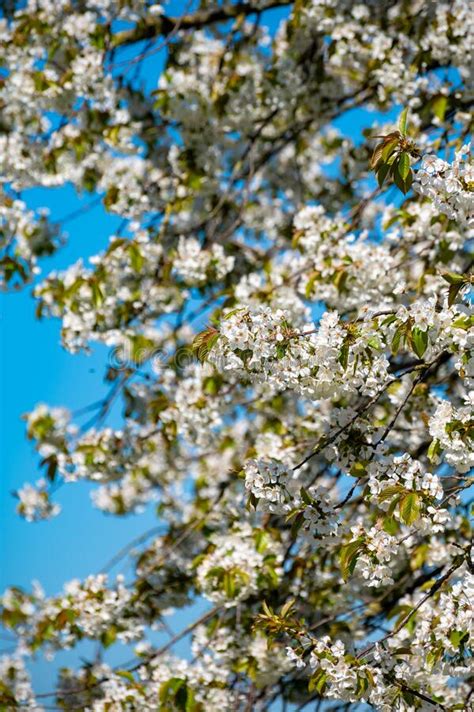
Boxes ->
[339,538,365,581]
[370,108,419,194]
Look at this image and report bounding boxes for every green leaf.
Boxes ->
[403,169,413,193]
[382,138,399,163]
[128,243,144,272]
[280,598,296,618]
[377,484,405,502]
[376,162,390,188]
[54,609,75,629]
[442,271,465,285]
[432,95,448,121]
[104,185,119,209]
[398,107,409,136]
[370,143,385,169]
[398,152,410,180]
[400,492,421,525]
[350,461,367,478]
[203,375,223,396]
[339,539,364,581]
[448,283,463,307]
[381,314,397,327]
[449,630,469,649]
[305,271,319,298]
[391,323,406,355]
[308,668,327,694]
[338,342,349,370]
[101,625,117,648]
[91,281,104,307]
[427,439,441,463]
[356,673,369,697]
[333,269,348,292]
[392,159,412,194]
[290,511,305,538]
[223,307,246,320]
[383,516,398,535]
[160,678,186,704]
[411,326,428,358]
[223,571,235,598]
[300,487,313,505]
[387,495,402,519]
[452,315,474,330]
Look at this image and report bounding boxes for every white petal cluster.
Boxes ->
[196,524,282,606]
[16,480,61,522]
[244,458,296,513]
[368,454,444,501]
[0,656,41,710]
[294,205,401,311]
[429,398,474,473]
[174,236,235,284]
[349,524,398,588]
[414,144,474,227]
[0,192,60,287]
[209,306,390,399]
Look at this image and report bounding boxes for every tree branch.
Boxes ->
[112,0,293,48]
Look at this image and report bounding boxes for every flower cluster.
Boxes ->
[209,306,390,399]
[429,398,474,473]
[173,237,235,285]
[414,144,474,227]
[1,574,142,654]
[0,0,473,709]
[0,191,61,287]
[244,458,296,513]
[196,525,283,606]
[16,479,61,522]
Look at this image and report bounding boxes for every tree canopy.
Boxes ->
[0,0,473,710]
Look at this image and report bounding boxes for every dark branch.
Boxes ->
[112,0,293,48]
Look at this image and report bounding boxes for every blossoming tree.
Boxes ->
[1,0,473,709]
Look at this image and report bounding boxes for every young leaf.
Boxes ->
[338,342,349,370]
[400,492,421,525]
[376,162,390,188]
[309,668,327,694]
[411,326,428,358]
[427,439,441,463]
[370,143,385,169]
[280,598,296,618]
[383,516,399,535]
[382,138,399,163]
[392,158,412,194]
[339,539,364,581]
[403,169,413,193]
[431,95,448,121]
[300,486,313,505]
[398,152,410,180]
[448,282,463,307]
[387,495,402,519]
[377,484,405,502]
[441,271,465,285]
[391,323,406,355]
[192,327,219,362]
[398,107,409,136]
